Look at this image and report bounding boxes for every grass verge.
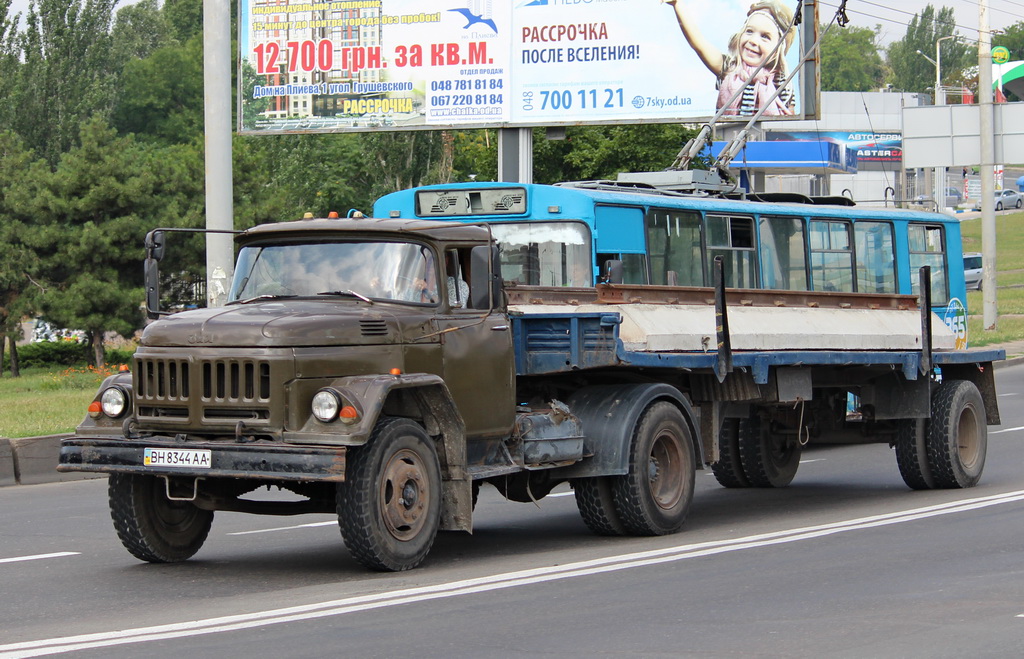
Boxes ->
[0,366,108,438]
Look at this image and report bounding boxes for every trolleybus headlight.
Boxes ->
[100,387,128,418]
[312,389,341,422]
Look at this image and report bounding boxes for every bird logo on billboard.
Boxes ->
[448,8,498,33]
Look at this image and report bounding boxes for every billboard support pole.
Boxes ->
[204,0,234,307]
[498,127,533,184]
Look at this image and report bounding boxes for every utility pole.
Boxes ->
[979,0,997,330]
[204,0,234,307]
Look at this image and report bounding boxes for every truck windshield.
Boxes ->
[489,222,592,286]
[228,241,440,304]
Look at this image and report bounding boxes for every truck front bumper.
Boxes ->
[58,437,347,482]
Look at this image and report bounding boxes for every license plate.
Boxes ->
[144,448,212,468]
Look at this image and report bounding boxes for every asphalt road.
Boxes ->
[3,365,1024,658]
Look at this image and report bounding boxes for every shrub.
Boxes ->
[3,342,136,370]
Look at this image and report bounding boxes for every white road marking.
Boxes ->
[0,552,79,565]
[3,490,1024,658]
[799,459,825,464]
[226,521,335,536]
[997,392,1018,397]
[991,425,1024,435]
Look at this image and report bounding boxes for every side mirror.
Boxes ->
[144,257,161,319]
[602,259,624,284]
[144,230,167,318]
[469,245,503,310]
[145,230,165,262]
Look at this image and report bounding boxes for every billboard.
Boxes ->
[238,0,817,135]
[765,131,902,171]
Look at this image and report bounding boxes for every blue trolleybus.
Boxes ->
[374,180,970,342]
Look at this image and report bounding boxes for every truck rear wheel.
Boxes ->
[572,477,626,536]
[926,380,987,488]
[738,412,800,487]
[337,417,441,571]
[894,418,935,490]
[711,418,750,488]
[108,473,213,563]
[611,402,695,536]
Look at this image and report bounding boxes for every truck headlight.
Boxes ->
[312,389,341,422]
[100,387,128,418]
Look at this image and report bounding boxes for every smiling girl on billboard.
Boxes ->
[662,0,797,116]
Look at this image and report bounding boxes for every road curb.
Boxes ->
[0,438,15,487]
[2,434,101,487]
[995,355,1024,369]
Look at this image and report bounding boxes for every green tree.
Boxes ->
[886,5,969,96]
[110,0,171,66]
[113,36,203,145]
[820,24,886,91]
[27,118,204,365]
[533,124,698,184]
[12,0,118,165]
[0,132,45,377]
[163,0,202,44]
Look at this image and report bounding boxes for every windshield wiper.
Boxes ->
[228,294,298,305]
[317,290,373,304]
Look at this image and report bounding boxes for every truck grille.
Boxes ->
[135,355,276,429]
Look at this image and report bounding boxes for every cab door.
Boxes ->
[436,247,515,440]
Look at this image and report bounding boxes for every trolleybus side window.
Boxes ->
[489,222,592,287]
[854,221,897,293]
[706,214,756,288]
[758,215,808,291]
[809,219,854,292]
[908,223,949,304]
[645,209,703,286]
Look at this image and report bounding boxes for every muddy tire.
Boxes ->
[610,402,695,536]
[894,418,935,490]
[711,418,750,488]
[926,380,987,488]
[572,477,626,536]
[108,473,213,563]
[337,417,441,571]
[738,413,800,488]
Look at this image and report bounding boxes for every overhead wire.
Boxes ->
[817,0,1023,46]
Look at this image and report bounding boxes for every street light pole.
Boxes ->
[918,36,958,209]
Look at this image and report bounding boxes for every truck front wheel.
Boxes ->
[337,417,442,571]
[612,402,695,536]
[108,474,213,563]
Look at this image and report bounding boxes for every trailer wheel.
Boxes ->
[894,418,935,490]
[711,418,750,488]
[572,477,626,536]
[926,380,987,488]
[611,402,695,535]
[108,474,213,563]
[738,413,800,487]
[337,417,441,571]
